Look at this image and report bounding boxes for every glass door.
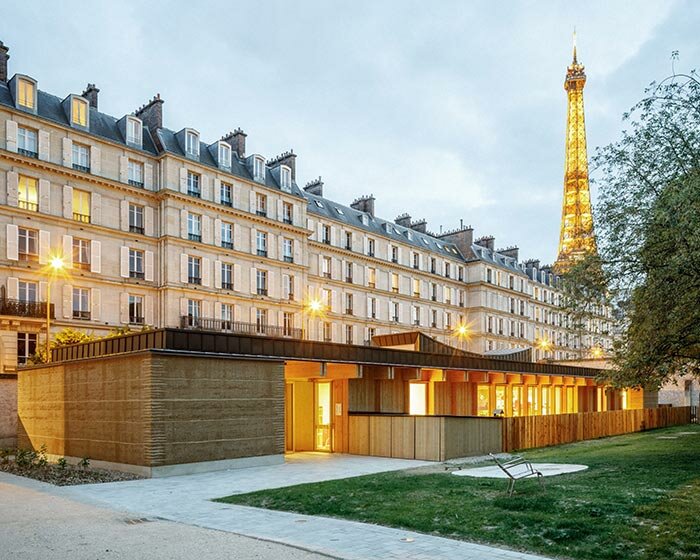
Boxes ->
[315,381,332,451]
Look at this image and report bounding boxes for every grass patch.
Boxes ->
[217,424,700,560]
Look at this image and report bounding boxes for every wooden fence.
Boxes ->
[348,414,502,461]
[502,406,693,452]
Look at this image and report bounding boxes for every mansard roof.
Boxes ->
[470,243,529,276]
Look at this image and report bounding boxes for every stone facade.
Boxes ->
[0,376,17,446]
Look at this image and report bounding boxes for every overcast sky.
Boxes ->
[4,1,698,263]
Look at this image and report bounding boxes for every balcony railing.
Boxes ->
[19,148,38,158]
[19,201,38,212]
[73,213,90,223]
[129,225,145,234]
[128,179,144,188]
[222,241,233,249]
[0,298,54,319]
[72,163,90,173]
[179,316,302,339]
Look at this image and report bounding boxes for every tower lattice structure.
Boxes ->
[554,37,597,272]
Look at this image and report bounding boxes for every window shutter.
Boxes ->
[180,254,188,283]
[202,301,211,319]
[5,120,17,152]
[401,303,410,324]
[277,199,283,222]
[145,295,154,325]
[294,240,302,265]
[145,251,154,282]
[7,224,19,261]
[202,215,211,244]
[62,284,73,319]
[268,271,277,298]
[318,254,324,276]
[118,156,129,182]
[250,228,257,254]
[213,178,221,204]
[268,233,276,260]
[331,290,338,313]
[317,222,323,241]
[249,191,256,213]
[401,275,410,295]
[378,270,388,291]
[37,130,50,161]
[119,293,129,324]
[201,175,210,200]
[62,185,73,219]
[364,266,370,286]
[202,257,211,287]
[250,307,257,323]
[233,264,241,292]
[180,209,188,238]
[180,297,188,317]
[62,235,73,268]
[144,207,154,237]
[233,222,242,249]
[179,167,188,193]
[278,237,284,262]
[214,219,222,246]
[38,179,50,213]
[120,201,129,232]
[366,295,372,318]
[92,289,101,321]
[214,301,222,320]
[120,246,130,278]
[7,277,18,300]
[90,193,101,225]
[330,226,337,246]
[90,146,101,175]
[332,258,341,280]
[233,184,241,208]
[214,260,222,289]
[90,241,101,273]
[144,163,154,190]
[62,137,72,167]
[292,204,300,227]
[39,230,50,264]
[250,267,257,294]
[6,171,18,207]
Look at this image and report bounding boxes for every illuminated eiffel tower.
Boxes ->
[554,34,598,272]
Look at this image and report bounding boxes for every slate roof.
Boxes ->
[469,243,529,276]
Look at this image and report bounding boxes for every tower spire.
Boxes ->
[554,34,598,272]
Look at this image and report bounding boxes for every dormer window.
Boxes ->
[280,165,292,191]
[71,97,88,127]
[17,78,36,110]
[185,130,199,157]
[127,118,142,146]
[218,142,231,169]
[253,156,266,182]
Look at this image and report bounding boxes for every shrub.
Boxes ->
[78,457,91,470]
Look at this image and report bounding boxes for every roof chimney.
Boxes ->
[498,246,519,261]
[0,41,9,83]
[222,128,246,158]
[350,195,375,217]
[267,150,297,180]
[82,83,99,109]
[474,236,495,251]
[304,176,324,196]
[134,93,164,132]
[438,224,473,255]
[409,219,427,233]
[394,213,412,228]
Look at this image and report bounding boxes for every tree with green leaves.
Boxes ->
[578,62,700,388]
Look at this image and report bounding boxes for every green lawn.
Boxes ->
[217,424,700,560]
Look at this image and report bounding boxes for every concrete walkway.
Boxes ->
[3,453,552,560]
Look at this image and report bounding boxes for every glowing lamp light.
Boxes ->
[307,299,324,315]
[591,346,604,359]
[49,256,65,271]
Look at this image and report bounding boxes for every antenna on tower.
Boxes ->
[572,28,578,64]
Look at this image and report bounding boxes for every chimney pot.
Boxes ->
[394,213,412,227]
[82,83,100,109]
[350,195,375,217]
[134,93,164,132]
[0,41,9,83]
[223,128,247,158]
[304,176,324,196]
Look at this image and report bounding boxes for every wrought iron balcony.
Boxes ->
[179,316,302,339]
[0,298,54,319]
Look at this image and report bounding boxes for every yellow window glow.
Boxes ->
[72,97,88,126]
[18,175,38,211]
[408,383,427,415]
[72,189,90,221]
[18,79,35,109]
[477,385,490,416]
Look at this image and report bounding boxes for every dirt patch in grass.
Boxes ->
[0,462,143,486]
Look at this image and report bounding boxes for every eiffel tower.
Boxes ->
[554,34,598,272]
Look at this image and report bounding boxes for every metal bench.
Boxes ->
[489,453,545,496]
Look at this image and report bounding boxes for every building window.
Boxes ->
[129,204,144,234]
[17,79,35,109]
[282,202,293,224]
[256,308,267,332]
[413,278,420,298]
[18,175,38,212]
[391,246,398,263]
[220,182,233,207]
[345,262,353,283]
[486,268,492,283]
[129,249,144,278]
[18,228,38,260]
[431,310,438,328]
[256,231,268,257]
[218,142,231,168]
[458,267,464,281]
[71,97,88,127]
[445,313,452,330]
[188,213,202,242]
[367,238,375,257]
[445,287,452,305]
[283,312,294,336]
[129,295,144,324]
[368,268,376,289]
[72,189,91,223]
[323,289,332,309]
[345,231,352,251]
[391,273,399,293]
[367,327,376,344]
[430,258,437,274]
[128,160,144,187]
[185,130,199,157]
[413,253,420,270]
[323,322,332,342]
[187,171,200,197]
[221,303,233,329]
[431,283,437,302]
[72,287,90,320]
[256,270,268,295]
[72,238,90,269]
[322,224,331,244]
[284,274,294,300]
[255,193,267,216]
[392,302,400,322]
[72,143,90,172]
[188,256,201,284]
[345,293,353,315]
[17,127,38,158]
[221,262,233,290]
[17,333,37,365]
[369,297,377,319]
[283,238,293,263]
[322,256,332,279]
[127,118,141,145]
[187,299,201,323]
[345,325,353,344]
[221,222,233,249]
[280,166,292,190]
[413,305,420,325]
[18,281,37,303]
[445,263,451,278]
[253,157,265,181]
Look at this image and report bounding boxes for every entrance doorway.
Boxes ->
[315,381,332,451]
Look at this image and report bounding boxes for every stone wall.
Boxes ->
[0,376,17,447]
[17,351,285,473]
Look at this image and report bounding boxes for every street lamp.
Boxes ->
[301,296,326,340]
[536,336,553,360]
[452,322,472,352]
[44,255,66,362]
[591,345,604,359]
